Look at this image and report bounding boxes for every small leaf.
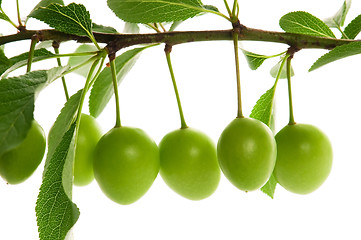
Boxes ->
[29,3,93,37]
[92,23,118,34]
[0,66,68,156]
[0,12,10,22]
[67,44,98,78]
[260,174,277,199]
[250,84,279,199]
[324,0,351,28]
[280,11,336,38]
[26,0,64,23]
[89,46,149,117]
[0,49,12,75]
[123,22,140,33]
[242,50,268,70]
[309,42,361,71]
[36,123,79,240]
[270,58,294,79]
[343,14,361,39]
[250,85,276,126]
[202,5,218,12]
[107,0,207,23]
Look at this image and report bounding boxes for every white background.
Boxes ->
[1,0,361,239]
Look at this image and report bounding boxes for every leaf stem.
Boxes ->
[109,55,122,128]
[16,0,22,27]
[233,30,243,118]
[165,45,188,129]
[26,35,38,73]
[286,55,295,125]
[231,0,238,18]
[337,25,349,39]
[53,44,70,101]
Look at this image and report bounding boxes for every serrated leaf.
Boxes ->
[260,174,277,199]
[280,11,336,38]
[36,123,79,240]
[67,44,98,78]
[0,66,68,156]
[343,14,361,39]
[324,0,351,28]
[0,48,11,75]
[26,0,64,23]
[250,85,276,126]
[44,90,82,176]
[242,50,268,70]
[29,3,93,38]
[309,42,361,71]
[92,23,118,34]
[107,0,208,23]
[1,48,55,77]
[270,58,294,79]
[89,46,148,117]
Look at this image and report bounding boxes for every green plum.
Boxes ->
[73,113,102,186]
[0,120,46,184]
[93,126,159,205]
[217,117,277,191]
[274,123,332,194]
[159,127,220,200]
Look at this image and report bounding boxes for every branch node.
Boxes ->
[164,44,173,54]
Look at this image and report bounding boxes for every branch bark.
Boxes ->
[0,24,359,54]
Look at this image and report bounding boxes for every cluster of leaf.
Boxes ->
[245,0,361,198]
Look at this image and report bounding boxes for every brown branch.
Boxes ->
[0,24,359,54]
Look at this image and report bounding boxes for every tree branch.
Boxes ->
[0,24,358,54]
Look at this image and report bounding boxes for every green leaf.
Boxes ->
[89,46,149,117]
[26,0,64,23]
[44,90,82,176]
[36,123,79,240]
[0,12,10,22]
[67,44,99,78]
[250,85,276,126]
[0,66,68,156]
[309,42,361,71]
[123,22,140,33]
[28,3,93,37]
[260,174,277,199]
[250,85,279,199]
[92,23,118,34]
[202,5,218,12]
[0,48,55,77]
[270,58,294,79]
[280,11,336,38]
[242,50,268,70]
[343,14,361,39]
[107,0,207,23]
[0,49,11,75]
[324,0,351,28]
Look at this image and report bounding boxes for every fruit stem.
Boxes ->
[26,35,38,73]
[53,42,70,101]
[164,45,188,129]
[286,55,295,125]
[232,28,244,118]
[109,54,122,128]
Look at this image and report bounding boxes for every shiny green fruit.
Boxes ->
[73,114,102,186]
[274,123,332,194]
[93,127,159,205]
[0,120,46,184]
[159,128,220,200]
[217,117,277,191]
